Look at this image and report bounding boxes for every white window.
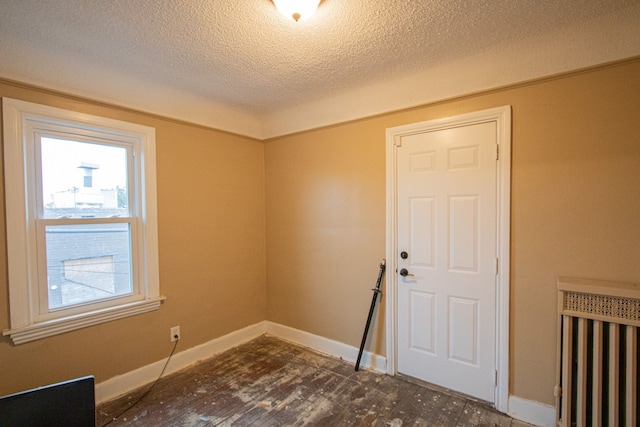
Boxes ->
[3,98,162,344]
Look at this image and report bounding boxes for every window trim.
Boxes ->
[2,98,163,345]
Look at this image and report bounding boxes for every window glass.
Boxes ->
[45,223,133,309]
[40,137,128,219]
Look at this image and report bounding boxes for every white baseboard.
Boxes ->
[95,321,267,403]
[264,321,387,373]
[95,321,387,404]
[508,395,556,427]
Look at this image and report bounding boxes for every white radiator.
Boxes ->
[556,277,639,427]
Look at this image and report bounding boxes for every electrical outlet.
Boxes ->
[170,326,180,342]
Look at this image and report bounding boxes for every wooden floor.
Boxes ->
[97,335,533,427]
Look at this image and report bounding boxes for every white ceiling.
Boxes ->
[1,1,639,138]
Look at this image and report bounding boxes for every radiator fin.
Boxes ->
[557,277,640,427]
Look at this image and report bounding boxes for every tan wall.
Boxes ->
[0,82,267,396]
[265,59,640,405]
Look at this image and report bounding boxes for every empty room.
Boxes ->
[1,1,639,426]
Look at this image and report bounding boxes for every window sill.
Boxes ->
[3,296,166,345]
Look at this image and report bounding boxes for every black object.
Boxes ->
[355,259,386,371]
[399,268,409,276]
[0,376,95,427]
[400,251,408,259]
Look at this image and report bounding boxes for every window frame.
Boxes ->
[3,97,163,345]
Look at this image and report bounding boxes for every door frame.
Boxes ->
[385,106,511,411]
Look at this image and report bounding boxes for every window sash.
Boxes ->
[34,217,142,322]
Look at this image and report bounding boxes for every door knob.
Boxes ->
[399,268,415,277]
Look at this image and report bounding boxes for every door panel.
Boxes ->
[448,296,478,364]
[449,195,478,272]
[410,198,435,267]
[396,121,497,402]
[409,290,436,354]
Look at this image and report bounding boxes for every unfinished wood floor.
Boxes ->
[97,335,532,427]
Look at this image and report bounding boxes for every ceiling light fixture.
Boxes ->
[273,0,320,22]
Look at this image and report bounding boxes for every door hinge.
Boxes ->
[496,144,500,160]
[554,385,562,397]
[494,369,498,386]
[495,258,499,275]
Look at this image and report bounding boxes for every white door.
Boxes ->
[396,120,498,402]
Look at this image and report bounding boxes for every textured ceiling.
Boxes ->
[1,0,639,138]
